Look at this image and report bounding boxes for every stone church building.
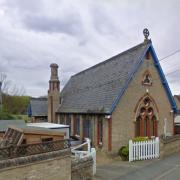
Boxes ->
[47,31,177,154]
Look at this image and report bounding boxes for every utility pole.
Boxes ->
[0,80,2,112]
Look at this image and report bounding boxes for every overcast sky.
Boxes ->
[0,0,180,97]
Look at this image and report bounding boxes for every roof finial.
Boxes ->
[143,28,150,41]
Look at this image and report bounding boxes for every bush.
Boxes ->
[132,137,149,142]
[118,146,129,161]
[0,111,14,120]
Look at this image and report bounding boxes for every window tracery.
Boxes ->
[135,96,158,137]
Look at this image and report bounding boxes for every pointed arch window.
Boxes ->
[142,72,152,86]
[135,96,158,137]
[135,116,141,137]
[144,116,149,136]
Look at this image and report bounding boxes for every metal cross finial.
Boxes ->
[143,28,150,40]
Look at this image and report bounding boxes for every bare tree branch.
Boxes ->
[0,73,7,83]
[0,73,26,96]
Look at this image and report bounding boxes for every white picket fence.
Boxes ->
[71,138,96,175]
[129,137,159,162]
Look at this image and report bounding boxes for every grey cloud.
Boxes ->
[1,0,180,97]
[3,0,83,36]
[21,13,83,36]
[78,39,88,46]
[3,0,43,14]
[90,7,117,35]
[167,70,180,83]
[35,81,48,87]
[0,62,8,73]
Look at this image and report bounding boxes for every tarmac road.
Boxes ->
[94,152,180,180]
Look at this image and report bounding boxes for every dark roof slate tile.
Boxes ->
[57,41,150,114]
[30,98,47,116]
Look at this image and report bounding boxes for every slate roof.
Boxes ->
[57,41,151,114]
[29,98,47,117]
[0,120,26,132]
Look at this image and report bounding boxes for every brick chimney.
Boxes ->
[48,63,60,123]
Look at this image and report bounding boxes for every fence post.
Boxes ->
[155,137,159,158]
[129,140,133,162]
[91,148,96,175]
[85,138,91,153]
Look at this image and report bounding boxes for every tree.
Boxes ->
[0,73,28,116]
[0,73,25,96]
[3,95,30,114]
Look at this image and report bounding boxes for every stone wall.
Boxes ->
[0,149,71,180]
[160,135,180,158]
[71,157,93,180]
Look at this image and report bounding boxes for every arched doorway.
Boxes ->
[135,96,158,137]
